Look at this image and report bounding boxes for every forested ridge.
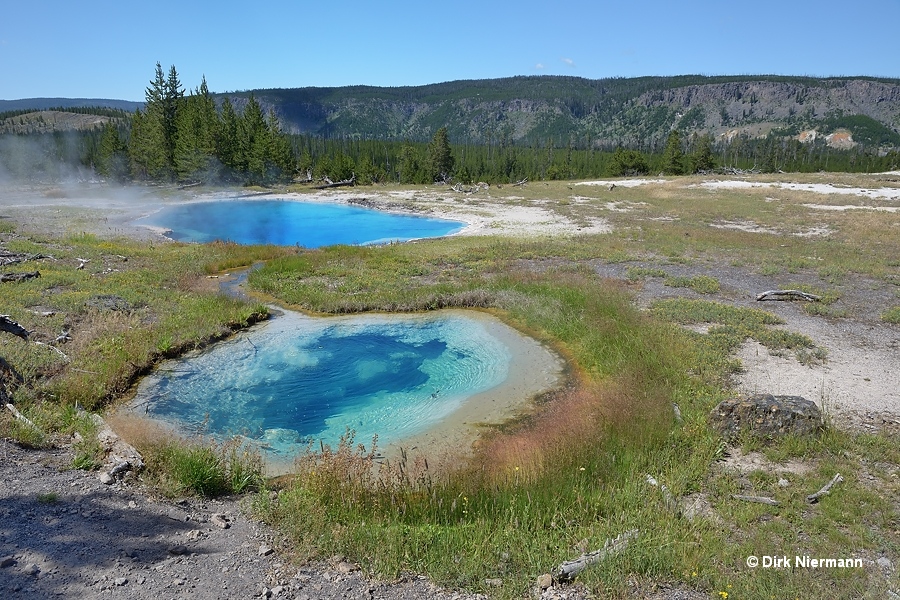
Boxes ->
[2,69,900,185]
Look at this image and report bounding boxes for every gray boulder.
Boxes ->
[710,394,824,440]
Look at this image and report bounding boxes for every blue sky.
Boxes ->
[2,0,898,101]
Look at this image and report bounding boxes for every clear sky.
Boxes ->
[2,0,898,101]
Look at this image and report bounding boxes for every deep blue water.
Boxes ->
[132,311,510,455]
[137,199,463,246]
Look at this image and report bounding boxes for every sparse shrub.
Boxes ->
[626,266,668,281]
[664,274,721,294]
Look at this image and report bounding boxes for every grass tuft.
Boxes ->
[881,306,900,324]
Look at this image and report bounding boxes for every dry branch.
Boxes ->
[806,473,843,503]
[556,529,638,581]
[756,289,821,302]
[646,474,679,512]
[732,494,780,506]
[5,403,39,431]
[0,315,30,340]
[33,341,69,361]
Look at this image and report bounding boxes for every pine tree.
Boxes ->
[426,126,454,182]
[163,65,184,170]
[608,148,649,177]
[661,130,684,175]
[96,122,128,181]
[174,76,220,181]
[129,63,170,179]
[240,95,270,184]
[397,143,422,183]
[216,97,241,178]
[129,63,183,180]
[687,134,716,173]
[266,109,295,180]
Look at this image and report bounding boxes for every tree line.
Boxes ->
[95,64,295,185]
[2,65,898,185]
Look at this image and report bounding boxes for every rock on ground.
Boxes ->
[709,394,824,440]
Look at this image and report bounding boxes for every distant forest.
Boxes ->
[1,67,899,185]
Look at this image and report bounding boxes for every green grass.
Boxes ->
[248,241,870,598]
[663,274,721,294]
[882,306,900,324]
[139,437,263,497]
[625,266,668,281]
[3,177,898,598]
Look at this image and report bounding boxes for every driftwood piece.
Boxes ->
[314,174,356,189]
[5,403,40,431]
[0,251,51,266]
[756,289,821,302]
[0,315,30,340]
[556,529,638,581]
[806,473,843,503]
[732,494,780,506]
[1,271,40,283]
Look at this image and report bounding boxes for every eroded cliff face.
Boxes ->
[175,76,900,149]
[632,79,900,134]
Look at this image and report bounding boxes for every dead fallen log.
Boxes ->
[732,494,780,506]
[512,178,528,187]
[756,289,821,302]
[0,315,30,340]
[806,473,843,503]
[0,251,52,266]
[450,182,490,194]
[314,174,356,189]
[556,529,638,581]
[1,271,40,283]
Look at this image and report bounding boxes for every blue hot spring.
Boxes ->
[131,310,511,456]
[136,199,464,246]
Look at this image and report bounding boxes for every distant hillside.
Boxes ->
[223,75,900,150]
[5,76,900,150]
[0,98,141,113]
[0,110,128,134]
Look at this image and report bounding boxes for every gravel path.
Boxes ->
[0,440,499,600]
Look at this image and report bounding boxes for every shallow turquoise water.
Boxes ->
[136,199,463,246]
[132,311,510,456]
